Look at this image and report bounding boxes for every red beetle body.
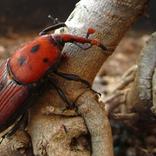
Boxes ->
[0,25,108,137]
[9,35,62,84]
[0,60,29,132]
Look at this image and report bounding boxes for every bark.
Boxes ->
[104,32,156,127]
[0,0,149,156]
[126,32,156,116]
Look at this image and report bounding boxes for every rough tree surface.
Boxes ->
[126,32,156,118]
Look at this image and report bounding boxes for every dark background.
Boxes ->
[0,0,79,34]
[0,0,155,34]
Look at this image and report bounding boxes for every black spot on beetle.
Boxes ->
[18,56,26,66]
[43,58,49,63]
[31,44,40,53]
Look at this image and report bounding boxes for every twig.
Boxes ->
[76,90,114,156]
[112,65,137,92]
[111,113,138,121]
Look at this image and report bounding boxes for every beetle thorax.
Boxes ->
[8,35,61,84]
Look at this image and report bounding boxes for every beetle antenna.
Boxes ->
[39,14,66,36]
[48,14,59,24]
[86,28,96,38]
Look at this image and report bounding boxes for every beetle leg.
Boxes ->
[48,79,75,109]
[53,70,91,88]
[53,70,101,96]
[10,112,28,136]
[0,113,28,143]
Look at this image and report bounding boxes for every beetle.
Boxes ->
[0,22,108,141]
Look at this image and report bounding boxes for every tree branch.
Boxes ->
[126,32,156,116]
[76,90,114,156]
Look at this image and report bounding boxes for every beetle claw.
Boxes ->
[66,102,76,110]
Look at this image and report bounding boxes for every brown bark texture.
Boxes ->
[0,0,149,156]
[126,32,156,117]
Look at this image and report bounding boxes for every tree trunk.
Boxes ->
[0,0,149,156]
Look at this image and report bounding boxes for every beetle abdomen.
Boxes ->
[0,60,29,131]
